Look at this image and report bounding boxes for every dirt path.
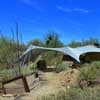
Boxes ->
[0,69,80,100]
[20,72,65,100]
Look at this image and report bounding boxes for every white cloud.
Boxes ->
[57,6,89,13]
[19,0,43,12]
[74,8,89,13]
[20,0,34,6]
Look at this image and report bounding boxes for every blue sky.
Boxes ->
[0,0,100,44]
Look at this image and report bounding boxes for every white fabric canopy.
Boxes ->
[22,45,100,63]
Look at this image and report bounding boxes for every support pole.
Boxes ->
[22,76,30,92]
[2,83,6,94]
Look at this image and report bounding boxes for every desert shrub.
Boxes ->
[78,61,100,88]
[40,87,100,100]
[65,87,100,100]
[30,55,43,70]
[55,62,70,72]
[0,36,25,69]
[20,57,41,76]
[20,66,33,75]
[42,51,63,66]
[79,61,100,82]
[0,69,13,81]
[54,54,70,72]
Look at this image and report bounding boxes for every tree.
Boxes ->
[68,41,81,48]
[44,31,64,48]
[82,38,99,46]
[28,39,43,46]
[68,38,99,48]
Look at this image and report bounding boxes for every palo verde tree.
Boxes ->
[68,38,99,48]
[82,38,99,46]
[42,31,64,65]
[27,38,43,47]
[44,31,64,48]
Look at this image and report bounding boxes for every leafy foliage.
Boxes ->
[68,38,99,48]
[68,40,82,48]
[44,31,64,48]
[28,38,43,46]
[79,61,100,83]
[0,69,13,81]
[0,36,25,69]
[54,56,70,72]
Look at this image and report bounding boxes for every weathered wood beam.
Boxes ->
[22,76,30,92]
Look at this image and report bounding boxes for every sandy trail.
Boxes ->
[20,72,65,100]
[0,69,79,100]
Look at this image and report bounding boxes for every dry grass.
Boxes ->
[0,69,85,100]
[20,69,80,100]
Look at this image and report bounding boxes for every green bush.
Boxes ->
[79,61,100,82]
[40,87,100,100]
[0,69,13,81]
[55,62,70,72]
[20,66,33,75]
[0,36,25,69]
[42,51,63,66]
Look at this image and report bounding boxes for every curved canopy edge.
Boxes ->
[21,45,100,63]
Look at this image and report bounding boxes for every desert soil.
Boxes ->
[0,69,79,100]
